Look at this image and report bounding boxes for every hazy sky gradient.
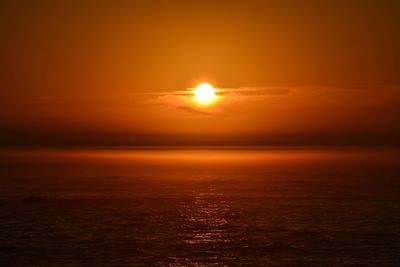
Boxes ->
[1,0,400,146]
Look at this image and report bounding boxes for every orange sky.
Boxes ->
[1,0,400,146]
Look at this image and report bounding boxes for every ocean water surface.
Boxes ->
[0,148,399,266]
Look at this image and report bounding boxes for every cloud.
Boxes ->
[217,86,291,96]
[150,94,218,115]
[175,105,215,115]
[145,85,400,121]
[146,86,291,97]
[146,86,293,115]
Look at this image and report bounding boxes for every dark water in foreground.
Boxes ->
[0,148,399,266]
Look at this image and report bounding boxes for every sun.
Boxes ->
[193,83,216,105]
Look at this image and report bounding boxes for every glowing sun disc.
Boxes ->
[194,83,216,104]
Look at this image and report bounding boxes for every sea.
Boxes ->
[0,147,399,266]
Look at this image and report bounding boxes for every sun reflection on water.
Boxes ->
[184,189,232,245]
[167,184,237,265]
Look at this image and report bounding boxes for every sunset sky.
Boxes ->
[1,0,400,146]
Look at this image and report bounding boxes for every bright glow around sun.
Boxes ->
[194,83,216,105]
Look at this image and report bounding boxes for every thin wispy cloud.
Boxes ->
[145,86,291,97]
[146,86,293,115]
